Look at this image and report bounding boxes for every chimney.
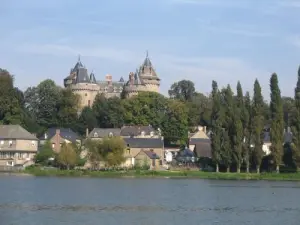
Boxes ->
[55,129,60,153]
[106,74,112,85]
[204,126,207,133]
[86,128,89,138]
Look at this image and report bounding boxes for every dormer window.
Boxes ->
[9,140,12,147]
[108,132,113,137]
[141,131,145,137]
[93,132,98,138]
[0,141,3,145]
[150,131,154,137]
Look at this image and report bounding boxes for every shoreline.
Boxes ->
[9,168,300,181]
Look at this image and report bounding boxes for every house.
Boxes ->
[87,128,121,140]
[39,128,81,153]
[120,125,161,138]
[262,131,271,155]
[175,147,196,163]
[194,142,212,158]
[188,126,210,150]
[0,125,38,167]
[122,137,164,168]
[134,150,160,170]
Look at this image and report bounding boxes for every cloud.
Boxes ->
[16,43,141,64]
[168,0,250,8]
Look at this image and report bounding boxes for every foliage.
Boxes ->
[269,73,284,172]
[85,137,126,168]
[168,80,196,101]
[251,79,265,173]
[210,81,223,171]
[57,143,78,169]
[34,141,54,165]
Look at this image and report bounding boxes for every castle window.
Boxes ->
[104,87,108,92]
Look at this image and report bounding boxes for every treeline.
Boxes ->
[1,67,300,172]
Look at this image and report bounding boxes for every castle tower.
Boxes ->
[138,51,160,93]
[63,56,99,110]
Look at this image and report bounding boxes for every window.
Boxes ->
[52,143,55,149]
[31,141,36,146]
[9,140,12,147]
[104,87,108,92]
[0,140,3,145]
[141,131,145,137]
[108,132,113,137]
[85,93,88,96]
[88,100,91,107]
[150,131,154,137]
[93,132,98,138]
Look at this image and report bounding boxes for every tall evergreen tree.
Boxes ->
[221,85,234,171]
[221,129,231,172]
[233,81,244,173]
[210,81,223,172]
[251,79,265,173]
[269,73,284,173]
[291,66,300,168]
[243,91,251,173]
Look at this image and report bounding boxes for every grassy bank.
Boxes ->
[21,167,300,181]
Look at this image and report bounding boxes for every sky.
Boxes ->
[1,0,300,99]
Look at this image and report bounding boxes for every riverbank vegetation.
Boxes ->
[1,66,300,174]
[21,166,300,181]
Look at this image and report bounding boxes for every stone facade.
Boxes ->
[64,53,161,110]
[0,125,38,167]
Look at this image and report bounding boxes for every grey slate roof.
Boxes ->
[0,125,38,140]
[88,128,121,138]
[90,72,97,83]
[123,138,163,148]
[120,126,156,137]
[194,142,212,158]
[40,128,80,142]
[75,67,90,83]
[143,150,160,159]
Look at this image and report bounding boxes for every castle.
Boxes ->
[64,52,161,109]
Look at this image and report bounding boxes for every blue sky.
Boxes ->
[1,0,300,99]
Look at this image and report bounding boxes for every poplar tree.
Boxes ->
[210,81,223,172]
[269,73,284,173]
[221,85,234,171]
[251,79,265,173]
[291,66,300,169]
[243,92,251,173]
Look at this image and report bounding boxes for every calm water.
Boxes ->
[0,175,299,225]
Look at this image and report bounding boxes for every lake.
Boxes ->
[0,175,299,225]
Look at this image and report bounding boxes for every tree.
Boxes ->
[220,85,234,171]
[232,81,244,173]
[57,143,77,170]
[93,94,125,128]
[24,79,61,128]
[168,80,196,101]
[100,137,126,167]
[85,137,126,168]
[221,129,231,172]
[269,73,284,173]
[34,141,54,165]
[243,92,252,173]
[251,79,265,173]
[57,88,80,128]
[282,96,295,128]
[291,66,300,169]
[76,106,97,136]
[161,99,189,145]
[0,69,23,125]
[210,81,223,172]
